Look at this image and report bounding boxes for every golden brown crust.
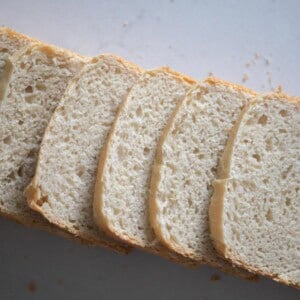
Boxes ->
[204,77,257,97]
[209,92,300,288]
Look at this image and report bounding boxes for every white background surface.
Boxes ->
[0,0,299,299]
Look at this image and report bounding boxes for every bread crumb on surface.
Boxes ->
[242,74,249,83]
[27,280,37,293]
[210,274,221,282]
[276,85,283,93]
[254,52,260,59]
[264,57,270,65]
[208,71,214,77]
[56,278,64,286]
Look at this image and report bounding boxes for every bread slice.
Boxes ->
[0,27,38,102]
[0,43,87,230]
[94,67,205,264]
[149,78,257,276]
[209,93,300,287]
[27,55,142,252]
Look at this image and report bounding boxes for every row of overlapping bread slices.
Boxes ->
[0,27,299,287]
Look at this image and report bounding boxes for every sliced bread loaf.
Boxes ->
[27,55,142,251]
[94,68,198,256]
[149,78,256,275]
[209,93,300,287]
[0,27,38,102]
[0,44,87,229]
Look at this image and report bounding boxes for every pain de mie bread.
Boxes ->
[27,54,142,252]
[149,78,257,276]
[0,43,87,231]
[209,93,300,287]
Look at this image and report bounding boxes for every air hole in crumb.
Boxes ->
[193,148,199,154]
[36,83,46,91]
[285,198,291,206]
[187,198,192,207]
[269,197,274,203]
[25,85,33,93]
[17,165,25,177]
[266,209,273,221]
[210,166,217,174]
[279,110,288,117]
[192,114,197,123]
[184,179,191,186]
[265,138,272,151]
[252,154,261,162]
[282,165,292,179]
[195,92,202,99]
[3,135,12,144]
[198,154,205,160]
[27,149,35,158]
[76,166,85,177]
[18,119,24,125]
[262,178,268,184]
[7,171,16,180]
[25,95,35,104]
[113,208,121,215]
[136,106,142,117]
[20,62,26,69]
[133,165,139,171]
[279,129,287,133]
[115,68,121,74]
[0,48,8,53]
[258,115,267,126]
[143,147,150,156]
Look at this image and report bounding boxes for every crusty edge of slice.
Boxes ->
[27,54,143,254]
[0,205,98,247]
[0,27,39,44]
[149,78,259,279]
[209,92,300,287]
